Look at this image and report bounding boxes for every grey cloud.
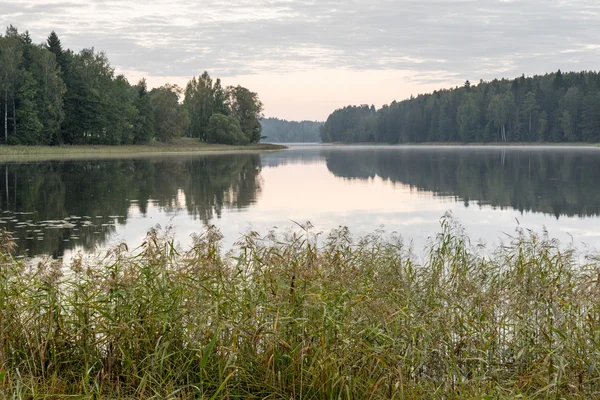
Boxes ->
[1,0,599,83]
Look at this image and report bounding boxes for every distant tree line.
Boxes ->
[260,118,323,142]
[0,26,263,145]
[321,71,600,143]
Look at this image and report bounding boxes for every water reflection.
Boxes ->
[0,154,261,256]
[323,147,600,219]
[1,146,600,257]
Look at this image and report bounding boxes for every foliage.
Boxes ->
[227,85,264,143]
[0,27,264,146]
[322,71,600,143]
[206,113,248,145]
[149,84,188,142]
[260,117,323,142]
[183,72,264,145]
[1,218,600,398]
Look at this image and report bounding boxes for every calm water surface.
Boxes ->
[3,144,600,257]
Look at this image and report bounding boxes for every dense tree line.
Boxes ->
[0,26,263,145]
[321,71,600,143]
[260,118,323,142]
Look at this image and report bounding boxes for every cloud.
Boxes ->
[1,0,600,118]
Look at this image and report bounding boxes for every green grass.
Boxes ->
[0,216,599,398]
[0,138,286,160]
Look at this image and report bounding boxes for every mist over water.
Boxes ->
[3,144,600,258]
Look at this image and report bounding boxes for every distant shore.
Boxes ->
[0,139,287,161]
[325,141,600,147]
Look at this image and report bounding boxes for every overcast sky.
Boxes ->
[2,0,600,120]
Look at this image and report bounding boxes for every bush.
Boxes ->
[206,113,248,145]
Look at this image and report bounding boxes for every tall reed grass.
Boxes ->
[0,216,599,398]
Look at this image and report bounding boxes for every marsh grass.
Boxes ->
[0,216,599,398]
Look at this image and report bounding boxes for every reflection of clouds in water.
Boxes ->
[14,145,600,259]
[81,158,600,259]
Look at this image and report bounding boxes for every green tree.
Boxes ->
[133,79,154,143]
[488,92,515,142]
[45,31,68,76]
[150,84,188,142]
[538,111,549,142]
[260,118,323,142]
[521,91,538,140]
[457,94,479,142]
[206,113,247,145]
[14,71,42,144]
[227,85,264,143]
[558,87,581,141]
[580,93,600,142]
[183,71,214,140]
[28,45,65,144]
[62,48,121,144]
[560,110,574,142]
[0,27,24,142]
[213,78,228,115]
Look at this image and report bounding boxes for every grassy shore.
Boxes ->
[0,138,286,160]
[1,218,599,398]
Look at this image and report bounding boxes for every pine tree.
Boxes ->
[46,31,67,75]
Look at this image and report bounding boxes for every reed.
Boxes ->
[0,216,598,398]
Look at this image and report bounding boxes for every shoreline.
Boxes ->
[324,141,600,147]
[0,141,287,161]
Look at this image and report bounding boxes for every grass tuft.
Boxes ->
[0,216,599,398]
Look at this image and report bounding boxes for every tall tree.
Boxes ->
[227,85,264,143]
[580,93,600,141]
[457,94,479,142]
[0,27,23,142]
[15,71,42,144]
[46,31,68,76]
[183,71,215,140]
[150,84,188,142]
[133,78,154,143]
[521,91,538,141]
[28,45,65,144]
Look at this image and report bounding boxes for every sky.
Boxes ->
[2,0,600,121]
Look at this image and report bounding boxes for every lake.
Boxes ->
[3,144,600,258]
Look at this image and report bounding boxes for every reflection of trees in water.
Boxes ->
[325,148,600,218]
[260,147,323,168]
[0,154,262,256]
[180,155,262,223]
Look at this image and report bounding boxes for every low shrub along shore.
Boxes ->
[0,217,599,398]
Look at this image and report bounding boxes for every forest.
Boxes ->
[0,26,263,145]
[260,117,322,142]
[321,71,600,143]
